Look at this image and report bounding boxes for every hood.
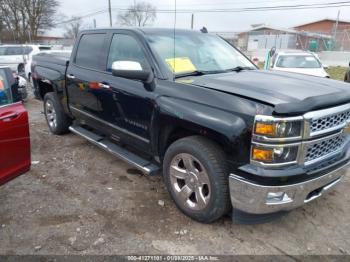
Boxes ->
[272,67,329,78]
[191,70,350,115]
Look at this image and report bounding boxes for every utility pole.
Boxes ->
[108,0,112,27]
[93,19,97,28]
[134,0,137,26]
[333,10,340,49]
[191,13,194,30]
[28,30,32,43]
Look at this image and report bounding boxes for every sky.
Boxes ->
[49,0,350,36]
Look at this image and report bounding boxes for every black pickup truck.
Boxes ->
[32,28,350,223]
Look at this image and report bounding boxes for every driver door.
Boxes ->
[0,68,30,185]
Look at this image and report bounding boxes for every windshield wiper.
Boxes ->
[225,66,256,72]
[174,67,255,79]
[174,70,210,79]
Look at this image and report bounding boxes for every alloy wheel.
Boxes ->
[169,153,211,211]
[45,100,57,130]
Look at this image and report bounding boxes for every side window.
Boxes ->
[107,34,149,72]
[0,70,13,106]
[75,34,106,70]
[24,46,33,55]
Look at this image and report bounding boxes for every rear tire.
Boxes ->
[163,136,231,223]
[44,92,71,135]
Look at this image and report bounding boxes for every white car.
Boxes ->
[0,45,51,79]
[271,51,329,78]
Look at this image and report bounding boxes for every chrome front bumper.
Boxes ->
[229,162,349,214]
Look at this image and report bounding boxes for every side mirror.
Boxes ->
[112,61,153,84]
[323,64,329,69]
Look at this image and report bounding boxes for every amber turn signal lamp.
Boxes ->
[255,122,275,136]
[252,147,273,162]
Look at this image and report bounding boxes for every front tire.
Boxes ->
[163,136,231,223]
[44,93,71,135]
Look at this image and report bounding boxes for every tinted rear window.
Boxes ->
[0,46,32,56]
[75,34,106,69]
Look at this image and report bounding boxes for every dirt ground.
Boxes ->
[0,97,349,256]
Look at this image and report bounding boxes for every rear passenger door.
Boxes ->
[66,32,109,125]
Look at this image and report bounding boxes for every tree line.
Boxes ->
[0,0,157,43]
[65,2,158,40]
[0,0,59,43]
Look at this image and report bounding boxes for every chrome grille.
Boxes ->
[310,109,350,133]
[305,133,345,163]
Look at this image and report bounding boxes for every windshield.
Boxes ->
[0,46,33,56]
[276,55,321,69]
[146,31,255,75]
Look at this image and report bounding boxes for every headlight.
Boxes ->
[254,116,303,140]
[251,115,303,167]
[251,144,299,164]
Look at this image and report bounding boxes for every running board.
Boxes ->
[69,125,160,176]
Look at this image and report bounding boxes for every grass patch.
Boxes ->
[326,66,347,81]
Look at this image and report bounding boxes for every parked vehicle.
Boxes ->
[0,67,31,185]
[32,28,350,223]
[271,51,330,78]
[0,44,51,79]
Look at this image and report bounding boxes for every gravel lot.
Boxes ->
[0,97,349,256]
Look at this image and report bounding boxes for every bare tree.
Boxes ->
[0,0,59,43]
[24,0,59,40]
[117,2,157,27]
[63,17,85,39]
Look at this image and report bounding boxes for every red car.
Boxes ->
[0,67,30,185]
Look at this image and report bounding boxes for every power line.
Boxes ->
[112,1,350,13]
[157,0,346,7]
[53,9,109,26]
[54,1,350,26]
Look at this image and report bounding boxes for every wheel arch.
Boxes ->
[154,96,250,164]
[158,123,229,162]
[38,80,55,100]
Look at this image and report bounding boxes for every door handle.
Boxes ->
[0,113,19,122]
[98,83,110,89]
[66,74,75,79]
